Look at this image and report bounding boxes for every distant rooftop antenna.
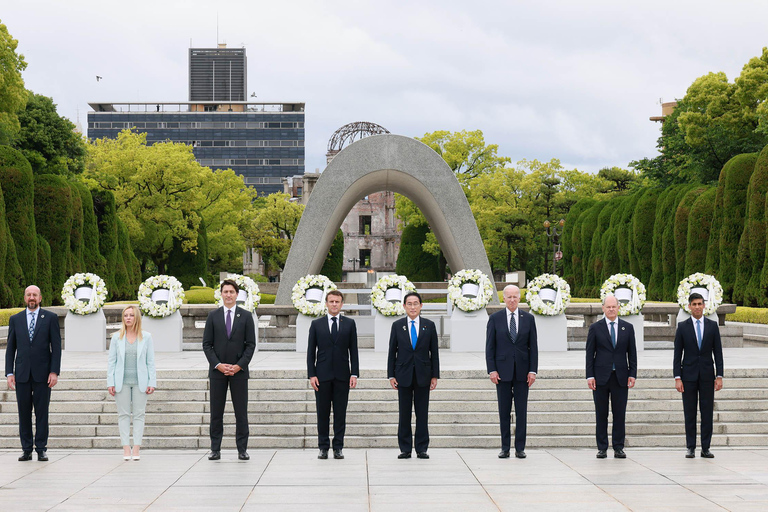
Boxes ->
[216,13,219,45]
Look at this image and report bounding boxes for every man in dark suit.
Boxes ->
[203,279,256,461]
[586,294,637,459]
[307,290,359,460]
[5,285,61,461]
[388,292,439,459]
[674,292,724,459]
[486,285,538,459]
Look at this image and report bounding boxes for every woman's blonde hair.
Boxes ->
[119,305,143,340]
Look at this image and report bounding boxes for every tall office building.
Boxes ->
[189,46,247,102]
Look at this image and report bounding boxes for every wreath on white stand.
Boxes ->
[677,273,723,316]
[291,274,337,317]
[600,273,646,316]
[526,273,571,316]
[138,275,185,318]
[61,273,108,315]
[447,269,494,312]
[371,274,416,316]
[214,274,261,312]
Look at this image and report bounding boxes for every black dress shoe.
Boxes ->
[333,449,344,459]
[208,451,221,460]
[318,449,328,459]
[498,450,510,459]
[515,451,526,459]
[37,452,48,462]
[596,450,607,459]
[614,448,626,459]
[397,452,411,459]
[238,451,250,461]
[685,448,695,458]
[417,452,429,459]
[701,450,714,459]
[18,452,32,461]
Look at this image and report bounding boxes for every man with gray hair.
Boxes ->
[586,294,637,459]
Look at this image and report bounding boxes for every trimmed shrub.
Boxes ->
[395,224,441,281]
[34,174,73,304]
[92,189,119,300]
[167,219,209,291]
[72,181,105,276]
[600,198,626,282]
[587,201,616,297]
[4,230,25,307]
[320,229,344,282]
[675,186,708,286]
[662,185,694,300]
[648,188,672,300]
[0,145,37,284]
[631,189,658,284]
[684,188,717,276]
[36,235,52,306]
[67,182,84,275]
[735,146,768,305]
[705,164,727,275]
[562,198,596,293]
[184,287,215,304]
[617,191,643,275]
[0,185,8,305]
[726,306,768,324]
[579,202,607,297]
[118,219,141,296]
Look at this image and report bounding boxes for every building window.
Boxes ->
[359,216,372,235]
[359,249,371,268]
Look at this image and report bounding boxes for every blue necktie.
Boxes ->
[226,309,232,338]
[28,312,36,343]
[410,320,417,349]
[509,313,517,343]
[696,320,702,350]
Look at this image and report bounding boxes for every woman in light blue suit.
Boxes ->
[107,305,156,460]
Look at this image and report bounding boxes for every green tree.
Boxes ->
[35,234,52,305]
[675,186,709,285]
[648,188,673,300]
[92,188,119,300]
[417,129,511,185]
[0,145,36,283]
[579,202,607,297]
[245,193,303,276]
[587,200,617,297]
[0,21,27,144]
[34,174,73,303]
[631,189,659,285]
[739,144,768,305]
[67,182,84,275]
[562,198,596,293]
[167,220,209,290]
[685,188,717,275]
[662,185,694,299]
[597,167,639,192]
[395,224,440,281]
[320,229,344,282]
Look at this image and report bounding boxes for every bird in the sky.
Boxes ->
[96,76,102,82]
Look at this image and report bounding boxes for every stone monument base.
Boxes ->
[450,308,488,352]
[295,313,313,353]
[622,314,645,352]
[374,312,400,352]
[64,310,106,351]
[143,311,183,352]
[534,313,567,351]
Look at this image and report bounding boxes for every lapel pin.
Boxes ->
[403,325,406,331]
[236,314,240,318]
[41,315,45,319]
[621,327,625,331]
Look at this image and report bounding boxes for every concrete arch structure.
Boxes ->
[275,134,498,304]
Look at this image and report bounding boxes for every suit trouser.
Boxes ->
[397,370,431,454]
[315,378,350,450]
[593,371,628,451]
[496,379,529,452]
[15,377,51,453]
[682,378,715,450]
[115,385,148,446]
[209,375,249,452]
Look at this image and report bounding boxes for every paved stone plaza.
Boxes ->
[1,447,767,511]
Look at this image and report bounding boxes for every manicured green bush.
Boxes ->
[67,181,84,275]
[167,219,209,291]
[320,229,344,282]
[36,235,52,306]
[674,186,708,286]
[631,189,658,284]
[92,188,119,300]
[587,200,616,297]
[184,287,215,304]
[395,224,441,281]
[662,185,694,300]
[34,174,73,304]
[0,145,36,284]
[600,199,626,282]
[0,308,25,327]
[705,164,726,275]
[562,198,595,293]
[617,191,643,276]
[685,188,717,276]
[579,202,607,297]
[72,181,105,276]
[735,146,768,305]
[648,188,672,300]
[117,219,141,296]
[4,230,25,307]
[726,306,768,324]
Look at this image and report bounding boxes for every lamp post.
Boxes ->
[347,257,360,273]
[544,219,565,274]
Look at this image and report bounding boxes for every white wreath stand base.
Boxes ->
[64,310,106,351]
[450,308,488,352]
[532,313,567,352]
[375,310,401,352]
[295,313,314,353]
[675,310,719,326]
[619,314,644,352]
[143,311,183,352]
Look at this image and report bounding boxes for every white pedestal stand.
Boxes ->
[295,313,314,353]
[64,310,106,351]
[533,313,567,352]
[143,310,183,352]
[374,310,401,352]
[621,314,645,352]
[450,308,488,352]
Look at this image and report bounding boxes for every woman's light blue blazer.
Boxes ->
[107,330,157,393]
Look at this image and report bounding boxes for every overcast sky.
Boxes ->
[4,0,768,175]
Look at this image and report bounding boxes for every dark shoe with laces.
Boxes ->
[498,450,510,459]
[238,451,250,461]
[614,448,626,459]
[208,451,220,460]
[596,450,607,459]
[18,452,32,462]
[701,450,714,459]
[318,449,328,459]
[686,448,695,458]
[398,452,412,459]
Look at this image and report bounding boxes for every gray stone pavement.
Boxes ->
[1,448,767,511]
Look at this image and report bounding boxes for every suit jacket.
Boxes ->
[585,318,638,386]
[107,331,157,393]
[673,317,723,382]
[485,308,539,382]
[5,308,62,383]
[202,306,256,379]
[387,316,440,388]
[307,315,360,382]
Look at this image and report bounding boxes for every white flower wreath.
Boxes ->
[291,274,337,317]
[526,273,571,316]
[677,273,723,316]
[61,272,108,315]
[447,269,495,312]
[600,273,646,316]
[138,275,186,318]
[214,274,261,312]
[370,274,416,316]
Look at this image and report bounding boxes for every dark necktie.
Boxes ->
[332,316,338,341]
[226,309,232,338]
[509,313,517,343]
[610,321,616,348]
[410,320,417,349]
[29,312,36,343]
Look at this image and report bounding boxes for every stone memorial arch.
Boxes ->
[275,134,498,305]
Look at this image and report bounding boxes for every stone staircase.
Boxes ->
[1,368,766,450]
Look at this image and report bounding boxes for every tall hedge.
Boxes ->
[662,185,694,300]
[320,229,344,282]
[617,191,643,276]
[705,164,726,276]
[92,188,119,300]
[36,235,52,306]
[67,182,85,275]
[167,219,209,291]
[631,189,658,284]
[0,145,37,284]
[118,219,141,295]
[579,202,607,297]
[72,181,106,276]
[0,186,10,306]
[735,146,768,305]
[717,153,758,301]
[648,188,672,300]
[587,201,615,297]
[685,188,717,276]
[562,198,595,293]
[675,186,709,285]
[600,198,626,283]
[4,230,25,307]
[34,174,73,303]
[395,224,440,282]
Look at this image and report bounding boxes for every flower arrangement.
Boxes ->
[600,273,646,316]
[61,273,108,315]
[138,275,186,318]
[677,273,723,316]
[370,274,416,316]
[447,269,495,312]
[526,273,571,316]
[213,274,261,312]
[291,274,337,317]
